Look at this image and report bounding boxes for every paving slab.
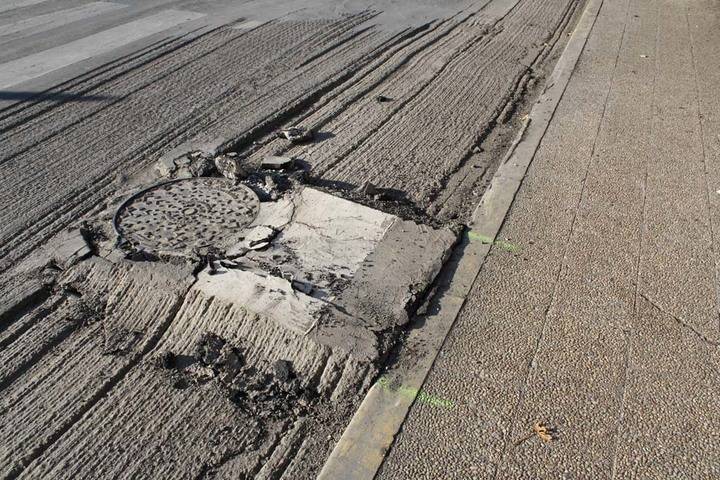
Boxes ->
[376,0,720,478]
[200,186,456,363]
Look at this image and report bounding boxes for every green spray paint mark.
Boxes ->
[377,376,455,409]
[467,231,520,253]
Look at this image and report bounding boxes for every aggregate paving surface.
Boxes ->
[377,0,720,478]
[0,0,591,478]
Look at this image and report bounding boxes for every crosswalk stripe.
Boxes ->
[0,9,206,89]
[0,2,127,38]
[0,0,51,14]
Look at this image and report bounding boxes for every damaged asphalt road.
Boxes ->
[0,0,584,478]
[1,156,457,479]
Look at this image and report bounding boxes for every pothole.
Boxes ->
[113,178,260,255]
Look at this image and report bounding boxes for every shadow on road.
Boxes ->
[0,90,116,102]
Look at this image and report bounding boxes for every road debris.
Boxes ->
[272,359,295,382]
[291,278,314,295]
[46,228,92,268]
[185,332,312,417]
[156,157,176,177]
[375,95,392,102]
[355,180,387,201]
[188,152,215,177]
[245,225,277,250]
[278,126,313,143]
[215,152,248,182]
[356,180,379,197]
[262,155,295,170]
[264,175,281,200]
[226,243,249,258]
[158,351,176,369]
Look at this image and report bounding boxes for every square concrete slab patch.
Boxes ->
[200,186,457,360]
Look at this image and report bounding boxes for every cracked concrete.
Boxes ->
[235,187,457,325]
[0,174,456,479]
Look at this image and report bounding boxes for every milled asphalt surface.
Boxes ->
[0,0,579,302]
[378,0,720,478]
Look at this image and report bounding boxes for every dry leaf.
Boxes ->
[533,422,554,442]
[514,421,557,446]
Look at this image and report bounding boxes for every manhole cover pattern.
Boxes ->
[115,178,260,253]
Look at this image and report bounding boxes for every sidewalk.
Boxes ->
[377,0,720,478]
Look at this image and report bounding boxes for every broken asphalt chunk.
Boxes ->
[272,359,294,382]
[225,225,278,256]
[215,153,248,182]
[225,243,249,259]
[246,225,277,250]
[356,180,379,197]
[156,157,176,177]
[261,155,295,171]
[48,228,92,269]
[277,126,313,143]
[189,155,215,177]
[291,279,313,295]
[196,332,226,366]
[217,344,244,383]
[158,351,176,369]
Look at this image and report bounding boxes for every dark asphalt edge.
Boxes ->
[316,0,604,477]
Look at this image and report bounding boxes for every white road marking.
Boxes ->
[0,2,127,38]
[0,9,206,89]
[231,19,265,30]
[0,0,51,14]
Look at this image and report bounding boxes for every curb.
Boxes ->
[317,0,604,478]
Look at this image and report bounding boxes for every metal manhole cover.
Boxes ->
[114,178,260,253]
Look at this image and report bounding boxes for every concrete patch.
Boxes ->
[244,188,396,289]
[195,268,331,336]
[201,186,456,361]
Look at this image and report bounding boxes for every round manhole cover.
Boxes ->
[114,178,260,254]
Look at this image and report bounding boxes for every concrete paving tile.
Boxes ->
[377,0,632,477]
[496,1,660,476]
[379,0,720,477]
[639,0,718,344]
[612,297,720,479]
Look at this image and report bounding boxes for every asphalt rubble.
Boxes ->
[160,332,315,421]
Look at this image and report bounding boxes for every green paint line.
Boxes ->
[377,376,455,409]
[467,230,520,253]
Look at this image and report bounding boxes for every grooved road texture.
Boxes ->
[0,0,581,286]
[0,11,384,278]
[245,0,580,220]
[377,0,720,478]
